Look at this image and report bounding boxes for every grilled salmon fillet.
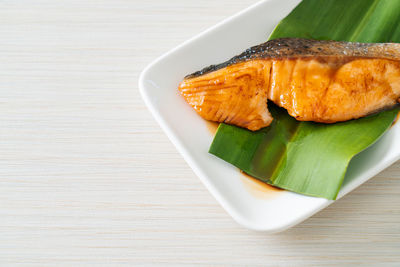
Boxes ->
[178,38,400,131]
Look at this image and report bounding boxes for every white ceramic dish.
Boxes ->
[139,0,400,232]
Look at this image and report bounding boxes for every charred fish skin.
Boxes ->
[185,38,400,79]
[179,38,400,131]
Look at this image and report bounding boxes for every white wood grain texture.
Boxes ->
[0,0,399,266]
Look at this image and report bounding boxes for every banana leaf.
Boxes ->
[209,0,400,200]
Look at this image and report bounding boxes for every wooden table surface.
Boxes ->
[1,0,399,265]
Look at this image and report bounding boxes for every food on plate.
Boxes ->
[179,38,400,131]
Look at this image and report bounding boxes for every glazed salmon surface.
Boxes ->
[178,38,400,131]
[179,60,272,131]
[269,57,400,123]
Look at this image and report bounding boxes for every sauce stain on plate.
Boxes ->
[206,121,219,135]
[240,171,283,199]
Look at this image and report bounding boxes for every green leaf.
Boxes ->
[209,0,400,200]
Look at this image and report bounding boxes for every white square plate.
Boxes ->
[139,0,400,232]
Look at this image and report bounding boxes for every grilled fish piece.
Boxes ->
[179,38,400,131]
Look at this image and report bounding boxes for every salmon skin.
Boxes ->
[179,38,400,131]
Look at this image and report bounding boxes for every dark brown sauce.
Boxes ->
[206,121,219,135]
[240,170,283,199]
